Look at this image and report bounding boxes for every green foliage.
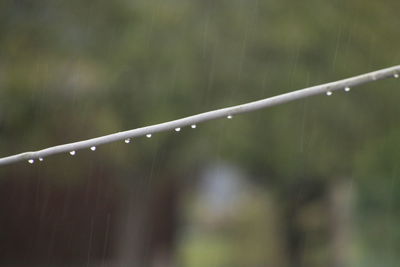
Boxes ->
[1,0,400,264]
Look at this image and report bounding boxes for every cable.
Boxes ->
[1,65,399,166]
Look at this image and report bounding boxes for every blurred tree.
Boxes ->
[0,0,400,266]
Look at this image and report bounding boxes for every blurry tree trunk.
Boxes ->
[280,178,353,267]
[116,175,179,267]
[328,179,353,267]
[280,180,328,267]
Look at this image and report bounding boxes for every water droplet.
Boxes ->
[69,151,76,156]
[344,87,351,92]
[39,157,44,161]
[227,115,233,119]
[175,128,181,132]
[28,159,34,164]
[90,146,96,151]
[394,73,399,78]
[191,124,197,129]
[124,138,131,144]
[326,91,333,96]
[146,134,152,138]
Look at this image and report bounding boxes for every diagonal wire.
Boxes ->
[1,65,399,166]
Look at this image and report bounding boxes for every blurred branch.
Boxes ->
[0,65,399,166]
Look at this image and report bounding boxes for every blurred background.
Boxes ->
[0,0,400,266]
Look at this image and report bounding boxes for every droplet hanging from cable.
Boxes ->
[175,128,181,132]
[227,115,233,119]
[344,87,351,92]
[69,151,76,156]
[39,157,44,161]
[90,146,96,151]
[146,134,152,138]
[326,91,333,96]
[191,124,196,129]
[28,159,34,164]
[124,138,131,144]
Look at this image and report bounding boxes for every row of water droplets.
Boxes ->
[326,73,399,96]
[326,86,351,96]
[27,72,399,165]
[28,123,205,164]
